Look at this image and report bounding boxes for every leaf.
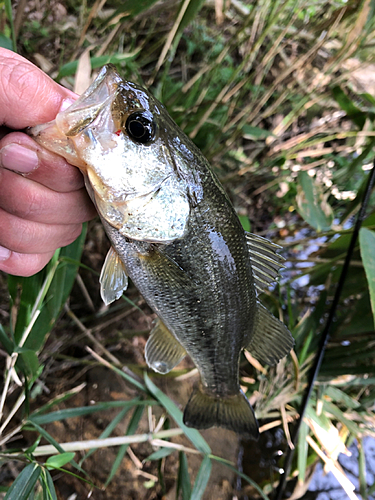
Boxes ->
[331,86,366,129]
[144,372,211,454]
[145,447,175,461]
[296,171,333,231]
[46,453,76,469]
[4,463,41,500]
[30,399,150,425]
[41,470,57,500]
[17,349,40,377]
[105,405,144,486]
[0,34,13,50]
[297,420,309,482]
[58,52,138,79]
[9,225,86,353]
[238,214,251,232]
[177,451,191,500]
[0,324,14,354]
[242,124,274,140]
[359,228,375,328]
[190,455,212,500]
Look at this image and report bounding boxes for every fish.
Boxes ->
[30,64,294,438]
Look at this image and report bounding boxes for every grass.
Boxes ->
[1,0,375,498]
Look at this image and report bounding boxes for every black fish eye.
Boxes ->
[125,111,156,144]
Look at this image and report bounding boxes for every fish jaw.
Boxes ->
[30,65,191,243]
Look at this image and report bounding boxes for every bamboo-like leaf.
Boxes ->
[177,451,191,500]
[359,228,375,327]
[145,447,175,461]
[58,53,139,79]
[105,405,144,486]
[4,463,41,500]
[29,399,151,425]
[190,455,212,500]
[42,469,57,500]
[297,420,309,482]
[46,453,76,469]
[144,373,211,454]
[80,406,132,464]
[9,225,86,353]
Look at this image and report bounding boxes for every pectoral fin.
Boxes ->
[245,301,294,365]
[145,319,186,374]
[99,246,128,305]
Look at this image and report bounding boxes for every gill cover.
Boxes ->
[30,65,191,243]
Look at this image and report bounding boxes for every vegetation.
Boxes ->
[1,0,375,498]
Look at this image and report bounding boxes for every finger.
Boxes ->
[0,247,56,277]
[0,167,95,224]
[0,132,85,193]
[0,48,77,129]
[0,207,83,254]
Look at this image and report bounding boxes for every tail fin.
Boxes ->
[183,385,259,439]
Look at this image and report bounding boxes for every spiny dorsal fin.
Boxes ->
[99,246,128,305]
[245,301,294,366]
[145,319,186,374]
[245,232,285,294]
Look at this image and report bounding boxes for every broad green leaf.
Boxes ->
[359,228,375,328]
[238,215,251,232]
[145,447,175,461]
[177,451,191,500]
[144,372,211,454]
[109,0,160,21]
[4,463,41,500]
[296,171,333,231]
[0,34,13,50]
[46,453,76,469]
[105,405,144,486]
[17,349,39,377]
[190,456,212,500]
[0,324,14,354]
[27,421,84,475]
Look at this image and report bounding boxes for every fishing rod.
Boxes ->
[273,159,375,500]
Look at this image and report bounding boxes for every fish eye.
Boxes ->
[125,111,156,144]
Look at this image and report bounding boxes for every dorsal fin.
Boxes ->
[245,232,285,294]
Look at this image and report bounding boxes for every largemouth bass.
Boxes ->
[30,65,294,438]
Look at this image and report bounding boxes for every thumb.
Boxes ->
[0,48,77,129]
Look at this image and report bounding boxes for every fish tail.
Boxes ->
[183,384,259,439]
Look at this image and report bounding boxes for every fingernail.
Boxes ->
[60,97,76,112]
[0,246,11,261]
[0,144,39,174]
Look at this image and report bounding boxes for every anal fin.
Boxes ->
[145,319,186,374]
[99,246,128,305]
[246,301,294,365]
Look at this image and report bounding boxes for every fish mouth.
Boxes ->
[29,65,124,168]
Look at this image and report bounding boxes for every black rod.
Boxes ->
[274,160,375,500]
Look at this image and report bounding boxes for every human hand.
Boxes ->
[0,48,96,277]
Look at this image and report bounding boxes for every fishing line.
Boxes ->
[274,159,375,500]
